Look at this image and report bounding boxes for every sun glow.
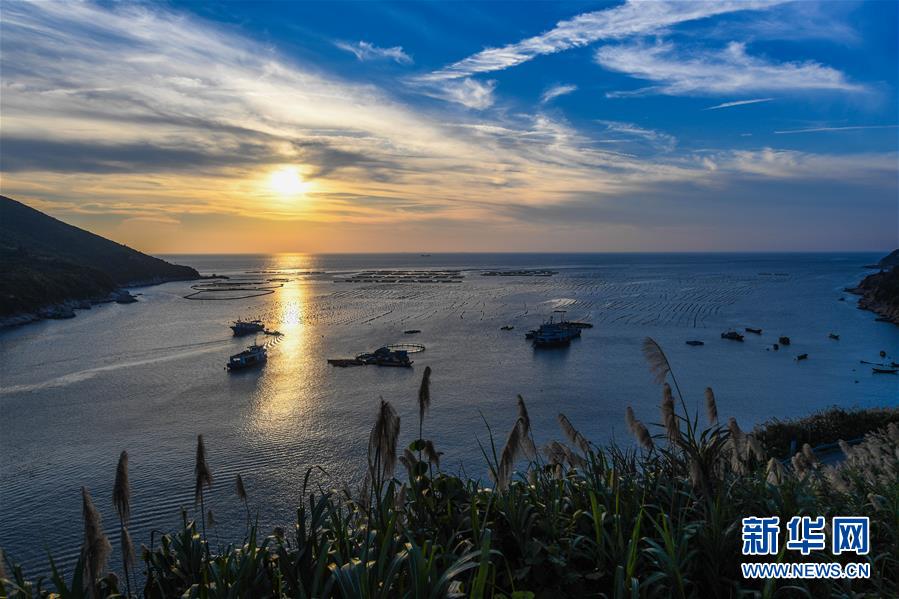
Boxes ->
[269,167,307,197]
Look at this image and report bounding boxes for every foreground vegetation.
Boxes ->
[2,340,898,598]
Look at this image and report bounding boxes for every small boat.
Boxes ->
[524,330,537,340]
[227,343,267,371]
[404,329,421,335]
[745,327,762,335]
[721,331,744,342]
[772,343,779,351]
[828,333,840,340]
[778,336,791,346]
[795,353,808,361]
[500,325,514,331]
[685,340,704,346]
[231,319,265,336]
[872,367,898,374]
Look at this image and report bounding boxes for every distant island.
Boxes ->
[0,195,198,326]
[852,249,899,325]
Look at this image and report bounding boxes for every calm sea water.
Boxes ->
[1,253,897,576]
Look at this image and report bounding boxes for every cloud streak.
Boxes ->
[774,125,899,134]
[335,40,412,64]
[422,0,784,81]
[540,84,578,104]
[598,41,864,97]
[705,98,773,110]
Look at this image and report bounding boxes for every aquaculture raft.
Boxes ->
[328,343,425,368]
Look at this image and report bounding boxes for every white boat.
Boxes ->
[230,319,265,336]
[227,343,267,370]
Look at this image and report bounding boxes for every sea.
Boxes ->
[1,253,897,577]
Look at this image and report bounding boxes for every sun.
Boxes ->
[269,166,307,197]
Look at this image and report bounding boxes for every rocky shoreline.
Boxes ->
[0,274,198,329]
[849,251,899,325]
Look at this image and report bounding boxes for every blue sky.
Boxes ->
[1,0,897,252]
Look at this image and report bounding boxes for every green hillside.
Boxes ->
[0,196,198,316]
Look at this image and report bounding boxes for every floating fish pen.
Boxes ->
[481,269,558,277]
[334,270,464,284]
[184,279,282,300]
[328,343,424,368]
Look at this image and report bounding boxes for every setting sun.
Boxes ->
[269,166,306,197]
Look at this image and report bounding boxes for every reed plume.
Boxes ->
[418,366,432,438]
[112,450,133,597]
[497,417,526,490]
[518,395,537,459]
[235,473,247,502]
[661,383,678,442]
[558,413,590,455]
[766,458,786,486]
[235,474,251,531]
[543,440,567,466]
[747,435,765,461]
[81,486,111,599]
[121,526,134,567]
[194,435,213,538]
[802,443,818,465]
[633,421,654,451]
[838,439,852,458]
[642,337,672,385]
[112,451,130,523]
[423,440,441,469]
[704,387,718,425]
[400,448,417,478]
[625,406,637,433]
[368,399,400,492]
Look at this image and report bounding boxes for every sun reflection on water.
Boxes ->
[248,255,317,433]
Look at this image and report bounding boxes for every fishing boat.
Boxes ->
[500,325,514,331]
[745,327,762,335]
[230,319,265,336]
[685,340,704,346]
[532,314,581,347]
[778,336,791,346]
[796,353,808,361]
[721,331,744,342]
[404,329,421,335]
[828,332,840,340]
[872,367,898,374]
[227,343,267,371]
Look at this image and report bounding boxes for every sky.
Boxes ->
[0,0,897,253]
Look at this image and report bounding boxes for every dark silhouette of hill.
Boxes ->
[0,195,198,316]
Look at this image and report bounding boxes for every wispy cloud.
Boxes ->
[414,77,497,110]
[774,125,899,134]
[335,40,412,65]
[595,120,676,152]
[598,41,863,97]
[422,0,784,81]
[705,98,773,110]
[540,84,578,104]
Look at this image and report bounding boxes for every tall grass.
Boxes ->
[2,340,897,598]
